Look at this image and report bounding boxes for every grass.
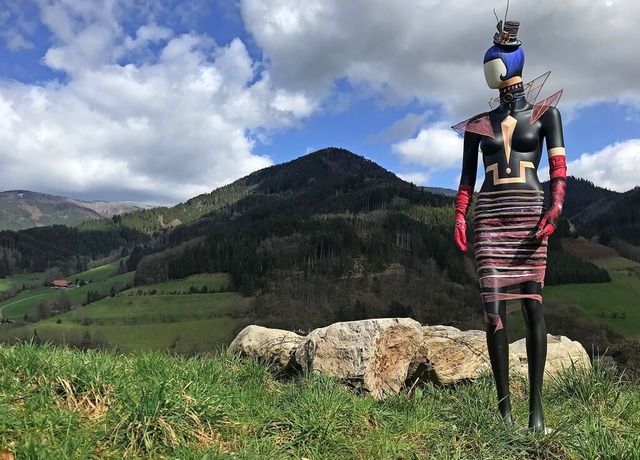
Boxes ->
[543,272,640,337]
[20,317,238,354]
[508,252,640,339]
[73,260,125,283]
[42,292,249,326]
[0,273,250,353]
[127,273,233,295]
[0,272,136,320]
[0,273,42,293]
[0,342,638,459]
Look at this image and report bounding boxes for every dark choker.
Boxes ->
[500,82,525,103]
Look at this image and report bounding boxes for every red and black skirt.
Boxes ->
[473,189,547,304]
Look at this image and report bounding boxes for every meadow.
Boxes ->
[0,272,135,320]
[507,247,640,340]
[0,342,638,459]
[0,273,42,293]
[2,238,639,357]
[0,272,250,354]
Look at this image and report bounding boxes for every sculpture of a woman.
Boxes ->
[452,19,567,432]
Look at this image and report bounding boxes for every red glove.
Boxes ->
[534,155,567,240]
[454,184,473,251]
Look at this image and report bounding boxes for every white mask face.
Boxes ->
[483,59,507,89]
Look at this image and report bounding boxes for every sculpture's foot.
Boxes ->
[519,426,554,435]
[528,411,545,433]
[501,412,514,427]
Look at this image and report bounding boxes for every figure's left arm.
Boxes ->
[535,107,567,240]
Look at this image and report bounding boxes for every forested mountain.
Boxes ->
[542,176,618,221]
[0,148,614,329]
[122,148,609,332]
[0,190,150,231]
[570,185,640,245]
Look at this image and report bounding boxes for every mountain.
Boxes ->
[570,185,640,245]
[0,190,152,231]
[82,147,443,237]
[542,176,618,221]
[542,176,640,246]
[0,147,627,372]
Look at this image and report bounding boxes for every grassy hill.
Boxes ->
[0,342,638,459]
[0,272,249,354]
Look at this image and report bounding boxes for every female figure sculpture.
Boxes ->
[452,19,567,432]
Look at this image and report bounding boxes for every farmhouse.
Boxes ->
[50,279,72,288]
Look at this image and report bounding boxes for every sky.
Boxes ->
[1,0,639,205]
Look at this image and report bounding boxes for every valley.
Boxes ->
[0,148,638,376]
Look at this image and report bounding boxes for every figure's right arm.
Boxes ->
[454,132,481,252]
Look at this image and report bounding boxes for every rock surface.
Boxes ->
[228,325,303,372]
[294,318,423,399]
[228,322,593,396]
[511,334,591,379]
[408,326,520,385]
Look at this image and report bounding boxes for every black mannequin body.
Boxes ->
[458,92,565,431]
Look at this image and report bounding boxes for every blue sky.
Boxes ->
[1,0,639,204]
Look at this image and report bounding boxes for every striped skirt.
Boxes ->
[473,189,547,304]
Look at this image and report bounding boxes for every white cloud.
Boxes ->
[392,125,462,169]
[396,171,430,185]
[0,0,322,204]
[2,0,640,203]
[241,0,640,119]
[549,140,640,193]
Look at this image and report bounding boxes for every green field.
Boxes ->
[0,272,135,320]
[543,271,640,336]
[0,272,250,353]
[43,291,249,326]
[127,272,232,295]
[73,259,125,283]
[0,272,43,293]
[508,255,640,339]
[20,317,239,354]
[0,280,10,292]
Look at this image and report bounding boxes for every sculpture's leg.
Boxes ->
[483,289,513,425]
[520,281,547,431]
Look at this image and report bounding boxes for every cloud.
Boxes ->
[395,171,431,185]
[2,0,639,204]
[241,0,640,119]
[366,111,432,144]
[538,140,640,193]
[0,1,320,204]
[392,124,462,169]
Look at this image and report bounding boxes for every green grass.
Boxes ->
[73,260,125,283]
[9,291,252,353]
[1,273,250,353]
[17,318,238,354]
[127,273,233,295]
[543,272,640,336]
[0,272,136,320]
[507,254,640,339]
[592,256,640,272]
[0,273,42,292]
[42,292,247,326]
[0,342,638,459]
